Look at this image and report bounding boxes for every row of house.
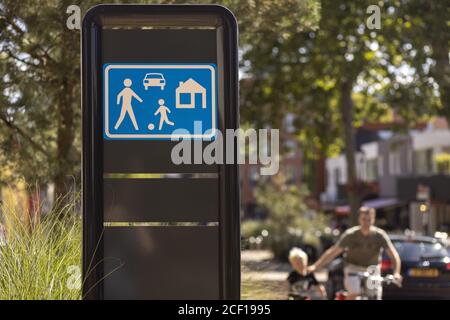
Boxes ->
[321,118,450,235]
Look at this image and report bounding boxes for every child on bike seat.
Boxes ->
[287,247,327,299]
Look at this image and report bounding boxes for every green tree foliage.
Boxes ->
[381,0,449,123]
[0,0,96,196]
[0,0,321,200]
[435,152,450,174]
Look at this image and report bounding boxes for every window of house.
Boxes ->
[427,149,434,174]
[407,149,414,174]
[334,168,341,186]
[414,149,434,175]
[285,166,296,185]
[389,150,402,176]
[180,93,191,104]
[365,158,378,181]
[377,156,384,177]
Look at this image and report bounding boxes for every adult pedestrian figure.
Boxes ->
[115,78,143,130]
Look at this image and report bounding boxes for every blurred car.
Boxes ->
[382,234,450,300]
[143,73,165,90]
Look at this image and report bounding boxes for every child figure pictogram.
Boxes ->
[154,99,175,130]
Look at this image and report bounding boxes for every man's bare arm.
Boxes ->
[308,245,344,272]
[386,243,402,281]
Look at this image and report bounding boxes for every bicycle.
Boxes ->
[335,271,401,300]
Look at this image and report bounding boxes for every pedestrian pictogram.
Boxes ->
[114,78,143,131]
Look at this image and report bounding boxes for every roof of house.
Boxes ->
[176,78,205,92]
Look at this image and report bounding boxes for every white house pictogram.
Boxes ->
[175,78,207,109]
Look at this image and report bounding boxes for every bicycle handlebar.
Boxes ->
[347,272,402,287]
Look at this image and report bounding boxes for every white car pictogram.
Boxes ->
[143,73,166,90]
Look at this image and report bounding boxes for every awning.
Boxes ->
[335,198,403,217]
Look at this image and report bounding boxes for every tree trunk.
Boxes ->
[54,77,74,201]
[53,9,76,207]
[429,1,450,126]
[431,40,450,125]
[340,80,360,226]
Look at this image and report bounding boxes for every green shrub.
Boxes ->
[254,174,329,260]
[435,153,450,174]
[241,219,269,239]
[0,197,81,300]
[241,219,270,250]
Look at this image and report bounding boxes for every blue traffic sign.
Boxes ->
[104,64,217,139]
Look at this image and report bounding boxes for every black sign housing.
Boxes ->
[82,4,240,300]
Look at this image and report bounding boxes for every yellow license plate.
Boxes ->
[409,268,439,277]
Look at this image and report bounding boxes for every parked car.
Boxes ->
[382,234,450,300]
[143,73,165,90]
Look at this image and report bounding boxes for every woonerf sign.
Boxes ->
[103,64,217,140]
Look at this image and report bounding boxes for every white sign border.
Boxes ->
[104,64,216,139]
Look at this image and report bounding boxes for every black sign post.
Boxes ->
[82,4,239,299]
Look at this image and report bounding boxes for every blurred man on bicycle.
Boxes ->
[307,207,402,300]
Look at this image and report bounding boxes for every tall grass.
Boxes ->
[0,195,82,300]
